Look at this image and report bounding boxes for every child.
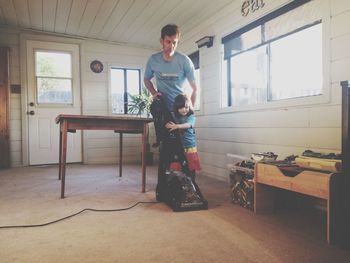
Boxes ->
[165,94,201,180]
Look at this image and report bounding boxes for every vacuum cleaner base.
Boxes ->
[156,171,208,212]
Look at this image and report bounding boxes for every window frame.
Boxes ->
[34,50,74,105]
[220,0,330,112]
[108,66,142,115]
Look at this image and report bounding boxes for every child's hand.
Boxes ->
[165,121,177,131]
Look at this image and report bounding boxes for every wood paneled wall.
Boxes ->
[178,0,350,181]
[0,47,10,168]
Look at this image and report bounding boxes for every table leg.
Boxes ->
[141,123,148,193]
[119,133,123,177]
[60,120,68,198]
[58,122,63,180]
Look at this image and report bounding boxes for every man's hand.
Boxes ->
[165,121,177,131]
[152,92,162,100]
[144,78,161,100]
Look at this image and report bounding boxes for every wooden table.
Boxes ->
[55,114,153,198]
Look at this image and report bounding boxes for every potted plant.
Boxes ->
[128,88,154,164]
[127,88,153,117]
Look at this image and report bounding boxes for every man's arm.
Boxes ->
[144,78,161,99]
[189,80,197,107]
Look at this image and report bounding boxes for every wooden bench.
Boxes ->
[254,162,340,244]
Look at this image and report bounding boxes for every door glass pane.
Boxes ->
[111,69,125,114]
[230,45,268,106]
[37,78,72,103]
[35,51,72,77]
[35,51,73,104]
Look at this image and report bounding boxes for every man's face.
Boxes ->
[160,34,179,56]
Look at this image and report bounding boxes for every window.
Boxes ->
[35,51,73,104]
[184,51,200,111]
[222,0,322,108]
[110,68,141,114]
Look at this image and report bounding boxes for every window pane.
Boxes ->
[265,0,321,41]
[35,51,71,78]
[110,68,141,114]
[37,77,72,103]
[230,45,268,106]
[111,69,125,114]
[221,59,228,107]
[224,26,262,59]
[127,70,140,96]
[269,24,322,100]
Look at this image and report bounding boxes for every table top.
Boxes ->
[55,114,153,124]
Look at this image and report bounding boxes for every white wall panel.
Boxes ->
[331,10,350,38]
[306,128,341,149]
[197,127,310,147]
[309,105,341,127]
[331,58,350,82]
[331,0,350,16]
[197,108,310,128]
[85,137,141,149]
[200,164,228,181]
[204,88,218,104]
[331,33,350,61]
[330,82,342,105]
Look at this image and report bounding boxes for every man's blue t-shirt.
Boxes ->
[144,51,195,111]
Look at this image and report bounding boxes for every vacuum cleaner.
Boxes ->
[150,98,208,212]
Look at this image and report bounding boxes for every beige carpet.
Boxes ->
[0,164,349,263]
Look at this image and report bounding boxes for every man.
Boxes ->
[144,24,198,201]
[144,24,197,111]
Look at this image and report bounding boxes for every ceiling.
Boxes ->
[0,0,233,49]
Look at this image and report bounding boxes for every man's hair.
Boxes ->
[173,94,193,117]
[161,24,180,39]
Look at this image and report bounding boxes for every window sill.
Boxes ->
[219,93,330,113]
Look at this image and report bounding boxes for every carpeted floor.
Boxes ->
[0,164,349,263]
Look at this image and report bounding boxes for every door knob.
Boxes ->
[27,110,35,115]
[29,102,35,106]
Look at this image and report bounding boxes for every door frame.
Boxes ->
[0,47,10,168]
[20,33,84,165]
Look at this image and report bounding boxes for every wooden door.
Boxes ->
[0,47,10,168]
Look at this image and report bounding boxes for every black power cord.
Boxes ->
[0,201,159,229]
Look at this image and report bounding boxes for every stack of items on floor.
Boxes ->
[227,150,342,211]
[227,152,277,210]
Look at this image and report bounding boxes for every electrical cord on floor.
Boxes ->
[0,201,160,229]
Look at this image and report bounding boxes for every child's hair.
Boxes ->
[161,24,180,39]
[173,94,194,117]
